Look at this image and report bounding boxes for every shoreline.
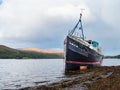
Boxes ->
[20,66,120,90]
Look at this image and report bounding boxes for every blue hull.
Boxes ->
[65,36,103,70]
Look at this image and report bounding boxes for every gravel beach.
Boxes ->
[20,66,120,90]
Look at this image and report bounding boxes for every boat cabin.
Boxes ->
[86,40,99,47]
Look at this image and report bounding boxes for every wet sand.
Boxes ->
[20,66,120,90]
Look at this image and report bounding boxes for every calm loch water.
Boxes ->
[0,59,120,89]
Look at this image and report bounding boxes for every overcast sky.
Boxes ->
[0,0,120,55]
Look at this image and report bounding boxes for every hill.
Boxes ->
[0,45,64,59]
[105,55,120,59]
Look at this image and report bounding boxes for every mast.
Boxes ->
[69,9,85,40]
[79,9,85,40]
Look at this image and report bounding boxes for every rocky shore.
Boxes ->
[20,66,120,90]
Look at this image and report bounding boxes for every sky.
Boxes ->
[0,0,120,55]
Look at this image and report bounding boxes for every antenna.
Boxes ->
[80,9,85,21]
[81,9,85,13]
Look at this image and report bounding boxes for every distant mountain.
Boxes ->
[0,45,18,52]
[21,48,63,55]
[0,45,64,59]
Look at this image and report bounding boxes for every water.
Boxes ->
[0,59,120,89]
[102,59,120,66]
[0,59,65,90]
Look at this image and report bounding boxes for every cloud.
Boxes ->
[101,0,120,27]
[0,0,120,55]
[0,0,92,46]
[0,0,44,39]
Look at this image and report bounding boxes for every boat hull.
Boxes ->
[65,36,103,70]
